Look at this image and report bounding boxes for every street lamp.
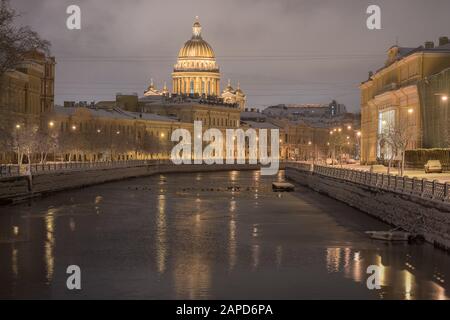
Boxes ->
[408,108,414,114]
[347,125,352,130]
[72,125,77,131]
[49,121,55,128]
[15,124,21,129]
[442,95,449,102]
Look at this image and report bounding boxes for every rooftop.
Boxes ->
[54,105,179,123]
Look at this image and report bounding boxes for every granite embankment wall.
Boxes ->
[0,163,276,204]
[286,166,450,251]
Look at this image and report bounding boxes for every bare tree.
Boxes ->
[13,124,39,164]
[0,0,50,89]
[329,131,347,165]
[383,121,414,176]
[35,127,57,164]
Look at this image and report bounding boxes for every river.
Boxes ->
[0,170,448,299]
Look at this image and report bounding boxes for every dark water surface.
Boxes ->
[0,170,449,299]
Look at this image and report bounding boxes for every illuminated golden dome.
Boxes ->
[178,18,215,59]
[172,18,221,96]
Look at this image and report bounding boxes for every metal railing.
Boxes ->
[0,165,20,178]
[286,162,450,203]
[0,160,172,178]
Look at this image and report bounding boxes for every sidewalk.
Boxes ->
[340,163,450,183]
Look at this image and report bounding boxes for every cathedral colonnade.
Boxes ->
[172,74,220,96]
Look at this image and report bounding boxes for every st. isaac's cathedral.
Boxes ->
[142,18,246,111]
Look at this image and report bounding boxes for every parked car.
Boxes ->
[424,160,443,173]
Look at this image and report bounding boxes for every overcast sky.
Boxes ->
[13,0,450,111]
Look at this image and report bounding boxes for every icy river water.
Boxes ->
[0,170,449,299]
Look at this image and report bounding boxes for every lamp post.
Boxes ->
[14,124,22,165]
[47,121,56,163]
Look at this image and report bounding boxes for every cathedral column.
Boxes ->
[195,77,200,95]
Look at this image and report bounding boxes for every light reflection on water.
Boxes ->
[0,170,449,299]
[44,213,55,284]
[325,247,448,300]
[156,194,167,275]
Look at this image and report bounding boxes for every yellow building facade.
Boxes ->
[0,51,55,120]
[360,38,450,164]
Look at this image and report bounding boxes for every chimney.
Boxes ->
[425,41,435,49]
[439,36,449,46]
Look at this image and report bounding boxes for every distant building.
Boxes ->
[221,80,246,111]
[262,101,347,120]
[328,100,347,116]
[360,37,450,164]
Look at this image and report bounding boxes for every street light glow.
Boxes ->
[49,121,55,127]
[408,108,414,114]
[442,95,449,102]
[347,125,352,130]
[15,124,21,129]
[72,125,76,130]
